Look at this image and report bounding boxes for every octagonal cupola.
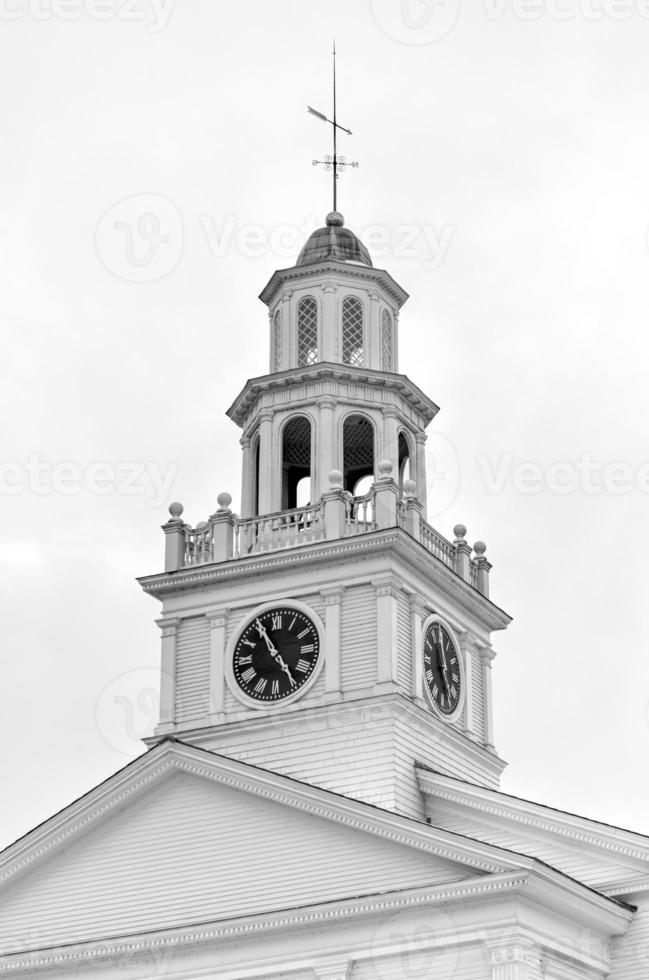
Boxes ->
[260,212,408,375]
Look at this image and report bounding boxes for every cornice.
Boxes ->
[138,527,512,633]
[258,260,409,308]
[0,740,525,898]
[0,865,631,975]
[416,769,649,870]
[226,363,439,429]
[0,875,529,974]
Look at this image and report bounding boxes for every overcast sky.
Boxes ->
[2,0,649,849]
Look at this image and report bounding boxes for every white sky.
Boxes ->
[2,0,649,849]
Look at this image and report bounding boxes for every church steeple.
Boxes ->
[140,103,510,821]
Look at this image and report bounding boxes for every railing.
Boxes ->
[233,502,324,558]
[184,523,214,566]
[346,491,376,535]
[163,469,491,597]
[418,519,456,570]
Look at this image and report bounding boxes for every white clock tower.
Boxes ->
[1,209,648,980]
[140,208,510,819]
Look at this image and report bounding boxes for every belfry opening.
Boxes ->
[281,415,312,509]
[342,414,374,496]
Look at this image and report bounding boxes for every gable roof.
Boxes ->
[0,742,634,973]
[416,766,649,897]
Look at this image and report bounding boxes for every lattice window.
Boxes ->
[342,296,364,367]
[381,309,393,371]
[297,296,318,366]
[272,309,282,372]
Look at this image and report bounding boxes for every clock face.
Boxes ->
[423,619,463,717]
[232,606,321,704]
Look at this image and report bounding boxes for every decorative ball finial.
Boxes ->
[474,540,487,556]
[196,521,207,530]
[217,492,233,512]
[168,502,184,520]
[328,468,343,488]
[453,524,467,541]
[378,460,393,478]
[326,210,344,227]
[403,479,416,498]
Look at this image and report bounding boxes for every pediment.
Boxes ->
[0,742,518,955]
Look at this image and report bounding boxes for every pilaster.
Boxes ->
[368,288,380,368]
[318,395,337,496]
[373,576,399,689]
[409,593,426,703]
[206,608,228,719]
[239,435,252,519]
[321,587,344,697]
[321,281,337,361]
[257,408,274,514]
[415,431,428,519]
[483,647,496,751]
[155,616,180,734]
[486,936,540,980]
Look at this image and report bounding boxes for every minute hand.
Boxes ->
[255,620,296,686]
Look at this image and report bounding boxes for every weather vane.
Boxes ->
[308,41,358,213]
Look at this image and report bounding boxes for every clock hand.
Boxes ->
[436,638,450,693]
[254,619,296,686]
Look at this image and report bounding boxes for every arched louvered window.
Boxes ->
[272,309,282,372]
[342,296,364,367]
[381,309,393,371]
[297,296,318,366]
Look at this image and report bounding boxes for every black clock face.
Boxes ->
[233,607,320,703]
[423,620,462,716]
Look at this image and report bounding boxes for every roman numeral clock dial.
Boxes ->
[422,617,464,720]
[231,606,321,706]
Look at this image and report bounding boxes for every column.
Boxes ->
[281,290,291,367]
[239,435,252,518]
[374,577,399,689]
[321,587,344,698]
[415,431,428,520]
[382,408,399,474]
[368,289,380,368]
[257,408,274,515]
[317,396,337,497]
[321,282,337,361]
[206,609,228,720]
[156,617,180,735]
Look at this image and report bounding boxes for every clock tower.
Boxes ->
[139,210,511,819]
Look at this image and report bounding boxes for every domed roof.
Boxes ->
[296,211,373,268]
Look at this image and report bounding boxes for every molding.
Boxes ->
[225,363,438,429]
[258,259,409,308]
[0,866,631,976]
[416,768,649,869]
[138,528,512,633]
[0,740,522,895]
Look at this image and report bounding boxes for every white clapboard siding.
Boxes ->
[341,585,378,690]
[471,654,486,743]
[611,901,649,979]
[212,707,398,811]
[351,941,489,980]
[396,593,412,694]
[0,772,472,953]
[175,616,210,725]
